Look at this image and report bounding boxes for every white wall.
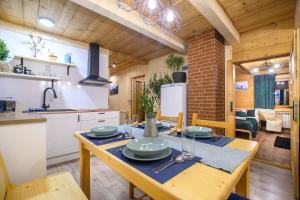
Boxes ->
[0,27,109,111]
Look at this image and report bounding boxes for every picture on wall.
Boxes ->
[110,82,119,95]
[235,81,248,91]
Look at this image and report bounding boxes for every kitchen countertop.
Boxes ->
[0,109,119,125]
[37,109,117,114]
[0,112,47,126]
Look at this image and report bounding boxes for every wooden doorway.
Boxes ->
[131,75,145,122]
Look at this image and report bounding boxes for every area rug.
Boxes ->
[274,136,291,149]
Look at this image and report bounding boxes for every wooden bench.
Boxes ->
[0,153,87,200]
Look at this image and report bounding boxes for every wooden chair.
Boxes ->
[192,113,235,137]
[0,153,87,200]
[156,111,184,130]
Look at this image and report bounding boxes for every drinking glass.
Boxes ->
[124,119,133,138]
[181,131,195,159]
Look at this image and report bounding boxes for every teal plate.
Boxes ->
[122,147,172,161]
[86,131,119,139]
[91,126,118,136]
[185,126,212,136]
[194,133,216,139]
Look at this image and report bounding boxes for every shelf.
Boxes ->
[0,72,60,81]
[14,55,76,67]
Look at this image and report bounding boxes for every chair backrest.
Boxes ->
[156,111,183,129]
[191,113,235,137]
[0,153,10,200]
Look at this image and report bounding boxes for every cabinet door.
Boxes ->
[43,113,80,159]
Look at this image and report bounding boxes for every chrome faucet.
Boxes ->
[42,87,58,110]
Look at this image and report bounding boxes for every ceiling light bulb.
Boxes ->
[39,17,55,27]
[112,63,117,68]
[166,10,175,22]
[147,0,157,10]
[273,63,281,69]
[268,68,274,74]
[252,68,259,73]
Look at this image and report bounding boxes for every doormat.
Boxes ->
[274,136,291,150]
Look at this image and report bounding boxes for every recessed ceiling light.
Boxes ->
[38,17,55,27]
[112,63,117,68]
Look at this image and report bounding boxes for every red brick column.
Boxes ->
[187,29,225,124]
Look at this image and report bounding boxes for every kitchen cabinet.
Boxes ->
[43,111,119,165]
[42,113,80,165]
[79,111,119,130]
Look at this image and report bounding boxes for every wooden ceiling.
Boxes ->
[0,0,213,73]
[240,56,290,75]
[0,0,296,74]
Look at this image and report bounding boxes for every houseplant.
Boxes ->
[0,39,10,72]
[139,87,158,137]
[148,73,172,107]
[166,52,185,83]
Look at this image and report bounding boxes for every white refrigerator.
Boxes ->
[160,83,187,126]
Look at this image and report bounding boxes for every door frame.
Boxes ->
[130,75,145,120]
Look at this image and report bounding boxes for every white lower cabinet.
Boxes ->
[44,111,120,166]
[43,113,80,166]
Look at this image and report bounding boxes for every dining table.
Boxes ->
[74,126,259,200]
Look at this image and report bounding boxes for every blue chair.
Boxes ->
[228,193,249,200]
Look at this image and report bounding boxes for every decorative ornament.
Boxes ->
[28,32,45,57]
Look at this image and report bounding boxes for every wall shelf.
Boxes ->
[0,72,60,81]
[14,55,75,76]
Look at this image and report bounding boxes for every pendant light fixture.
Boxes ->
[160,0,181,33]
[117,0,140,12]
[139,0,164,25]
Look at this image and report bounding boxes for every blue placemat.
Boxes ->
[81,132,131,146]
[107,145,201,184]
[172,133,234,147]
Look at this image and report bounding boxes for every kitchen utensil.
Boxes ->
[153,154,185,174]
[182,131,195,159]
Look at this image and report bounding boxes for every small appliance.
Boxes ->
[0,98,16,112]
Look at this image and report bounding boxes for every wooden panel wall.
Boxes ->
[235,67,254,109]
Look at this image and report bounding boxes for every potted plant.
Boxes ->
[166,52,185,83]
[148,73,172,107]
[0,39,10,72]
[139,87,158,137]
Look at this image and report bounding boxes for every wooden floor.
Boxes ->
[47,156,295,200]
[254,129,291,168]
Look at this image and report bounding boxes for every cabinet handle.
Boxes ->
[77,114,80,122]
[98,120,105,122]
[98,112,105,114]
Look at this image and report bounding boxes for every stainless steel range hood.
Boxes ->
[79,43,111,85]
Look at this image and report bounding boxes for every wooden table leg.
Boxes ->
[80,142,90,199]
[129,182,134,199]
[236,167,249,198]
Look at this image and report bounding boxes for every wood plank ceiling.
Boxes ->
[0,0,212,73]
[0,0,296,74]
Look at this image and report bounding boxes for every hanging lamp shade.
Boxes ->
[160,2,181,33]
[117,0,140,12]
[139,0,164,25]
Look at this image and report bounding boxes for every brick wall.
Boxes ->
[187,29,225,124]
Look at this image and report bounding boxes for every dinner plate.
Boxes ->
[194,133,216,139]
[126,138,168,157]
[86,131,119,139]
[122,147,172,161]
[91,126,118,136]
[185,126,213,136]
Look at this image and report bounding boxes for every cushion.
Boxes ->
[236,111,247,117]
[228,193,248,200]
[247,109,255,117]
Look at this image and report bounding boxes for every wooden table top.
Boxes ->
[75,130,259,200]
